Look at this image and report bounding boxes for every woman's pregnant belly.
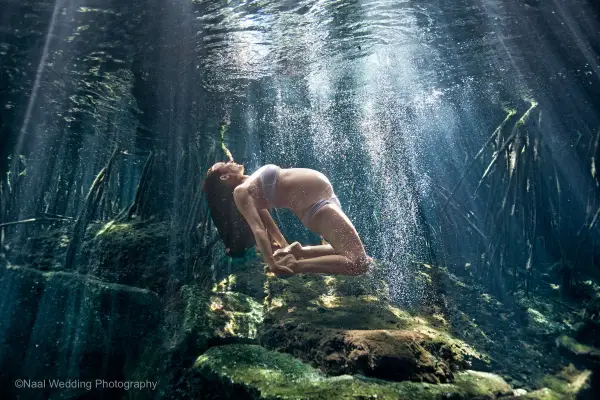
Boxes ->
[278,168,334,218]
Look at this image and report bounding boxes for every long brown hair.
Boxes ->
[202,162,255,257]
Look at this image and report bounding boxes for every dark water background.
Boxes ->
[3,0,599,283]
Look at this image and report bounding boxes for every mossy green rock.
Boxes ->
[451,370,513,398]
[264,273,396,329]
[0,264,160,399]
[261,272,485,383]
[180,285,264,350]
[191,344,510,399]
[556,335,600,366]
[503,388,564,400]
[83,220,172,294]
[525,308,564,336]
[536,362,596,399]
[212,258,267,300]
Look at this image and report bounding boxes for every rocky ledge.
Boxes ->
[188,343,512,400]
[172,261,529,399]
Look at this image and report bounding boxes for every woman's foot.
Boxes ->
[271,254,299,276]
[274,241,302,260]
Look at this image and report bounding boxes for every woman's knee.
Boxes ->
[347,253,370,276]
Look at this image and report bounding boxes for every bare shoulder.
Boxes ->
[234,184,255,207]
[233,185,248,201]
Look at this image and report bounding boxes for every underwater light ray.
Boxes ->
[12,0,63,172]
[476,0,528,92]
[552,0,600,83]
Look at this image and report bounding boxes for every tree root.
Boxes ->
[64,147,120,271]
[117,151,154,222]
[0,216,73,228]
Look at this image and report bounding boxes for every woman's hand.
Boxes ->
[273,241,302,260]
[271,241,287,253]
[269,254,298,275]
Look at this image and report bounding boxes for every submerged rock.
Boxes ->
[211,258,268,300]
[172,259,268,354]
[0,263,161,399]
[504,387,563,399]
[179,285,264,349]
[260,272,485,383]
[524,308,564,336]
[556,335,600,367]
[163,278,267,398]
[553,336,599,398]
[83,220,173,294]
[190,343,511,400]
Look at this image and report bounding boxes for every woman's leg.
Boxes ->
[279,204,370,275]
[297,244,337,258]
[275,243,337,260]
[289,254,365,275]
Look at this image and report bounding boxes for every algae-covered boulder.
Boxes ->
[524,308,564,336]
[260,272,485,384]
[0,264,161,399]
[180,285,264,350]
[4,225,71,270]
[211,258,267,300]
[164,285,266,398]
[541,345,598,399]
[188,344,511,400]
[169,260,511,398]
[263,273,395,329]
[504,388,563,399]
[82,219,173,294]
[452,370,513,398]
[261,324,467,383]
[556,335,600,367]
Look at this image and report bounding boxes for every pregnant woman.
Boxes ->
[202,161,371,276]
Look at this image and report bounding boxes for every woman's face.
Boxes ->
[223,161,244,175]
[217,161,244,184]
[209,161,243,175]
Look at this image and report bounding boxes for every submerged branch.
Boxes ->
[436,188,487,240]
[442,108,516,212]
[118,151,154,221]
[0,217,73,228]
[65,146,120,270]
[475,101,538,196]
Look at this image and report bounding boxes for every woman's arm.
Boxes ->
[233,188,293,274]
[259,209,288,248]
